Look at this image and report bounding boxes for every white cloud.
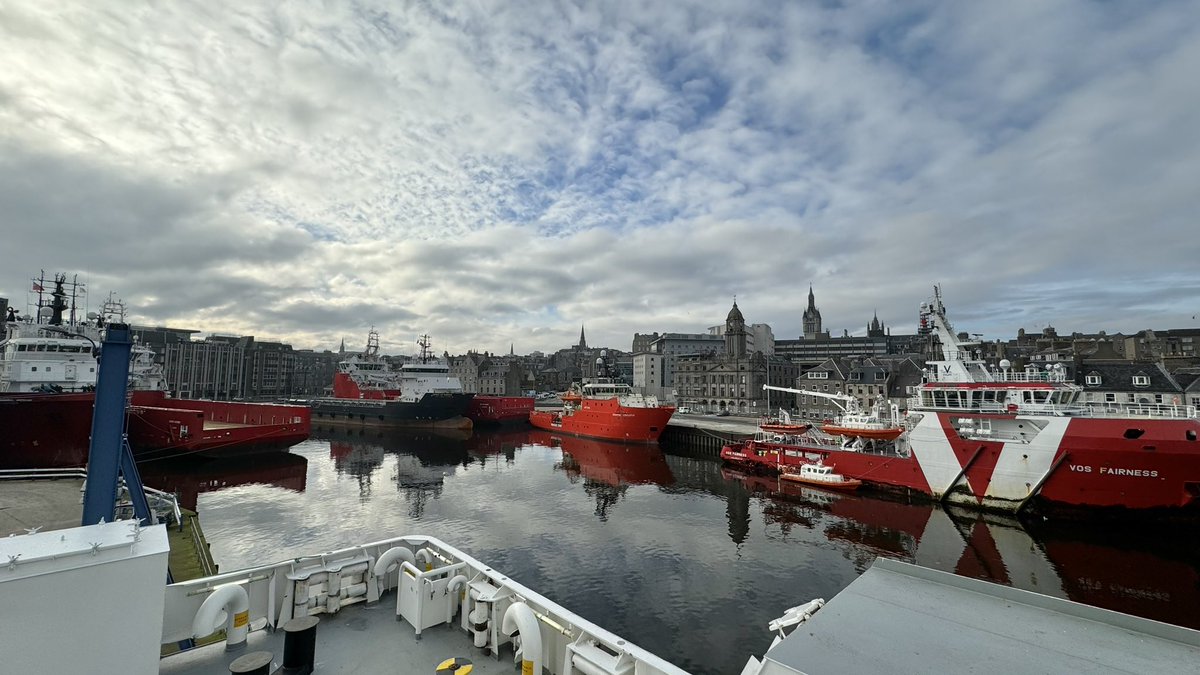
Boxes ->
[2,1,1198,354]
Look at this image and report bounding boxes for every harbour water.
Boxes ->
[140,426,1200,675]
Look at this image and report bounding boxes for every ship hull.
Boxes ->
[466,395,535,425]
[528,398,674,443]
[310,392,474,429]
[0,390,311,469]
[721,411,1200,516]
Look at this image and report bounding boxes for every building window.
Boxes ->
[1085,375,1101,386]
[1132,375,1150,387]
[1105,393,1116,403]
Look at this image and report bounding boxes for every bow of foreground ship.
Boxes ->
[722,286,1200,518]
[529,350,675,443]
[308,330,474,429]
[0,273,309,468]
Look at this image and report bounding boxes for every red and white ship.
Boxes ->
[309,331,474,429]
[722,286,1200,517]
[529,352,675,443]
[0,274,310,468]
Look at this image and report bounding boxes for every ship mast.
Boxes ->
[416,334,432,363]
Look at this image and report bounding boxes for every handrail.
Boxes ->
[0,466,183,528]
[162,535,691,675]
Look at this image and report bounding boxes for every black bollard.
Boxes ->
[280,615,320,675]
[229,650,273,675]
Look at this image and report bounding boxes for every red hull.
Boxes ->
[529,399,674,443]
[466,395,535,424]
[722,412,1200,515]
[0,390,311,468]
[527,429,675,487]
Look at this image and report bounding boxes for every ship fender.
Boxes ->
[372,546,417,604]
[192,582,250,650]
[501,601,542,675]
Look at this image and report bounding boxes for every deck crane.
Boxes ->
[762,384,862,413]
[763,384,903,429]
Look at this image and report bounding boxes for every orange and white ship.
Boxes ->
[528,352,675,443]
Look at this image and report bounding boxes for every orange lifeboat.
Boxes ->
[759,422,811,434]
[819,424,903,440]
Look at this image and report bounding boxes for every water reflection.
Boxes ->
[177,428,1200,674]
[717,464,1200,625]
[318,424,475,517]
[139,452,308,511]
[530,429,674,522]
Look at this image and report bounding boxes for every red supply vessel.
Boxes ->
[721,286,1200,518]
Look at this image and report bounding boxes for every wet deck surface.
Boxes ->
[160,601,511,675]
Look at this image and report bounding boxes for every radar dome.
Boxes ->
[999,359,1011,369]
[38,307,52,319]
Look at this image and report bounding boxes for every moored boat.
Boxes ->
[0,274,310,468]
[528,352,674,443]
[466,394,535,424]
[780,462,862,491]
[723,286,1200,518]
[309,331,473,429]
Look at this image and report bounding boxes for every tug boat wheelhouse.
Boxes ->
[722,286,1200,517]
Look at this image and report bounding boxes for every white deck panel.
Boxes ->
[759,558,1200,675]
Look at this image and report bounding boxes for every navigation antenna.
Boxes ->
[364,327,380,358]
[416,334,432,363]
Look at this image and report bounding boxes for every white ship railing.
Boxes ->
[905,399,1197,420]
[162,534,690,675]
[1083,403,1198,419]
[0,467,183,528]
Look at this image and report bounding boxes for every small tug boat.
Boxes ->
[780,462,863,491]
[529,351,674,443]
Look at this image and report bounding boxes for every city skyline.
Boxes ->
[3,2,1198,354]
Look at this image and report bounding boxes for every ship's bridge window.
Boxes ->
[17,344,26,351]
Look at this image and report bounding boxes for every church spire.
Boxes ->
[807,284,816,310]
[338,337,345,355]
[579,324,587,349]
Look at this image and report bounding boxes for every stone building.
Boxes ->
[672,301,799,414]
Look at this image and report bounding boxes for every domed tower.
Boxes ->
[725,299,747,359]
[802,285,823,339]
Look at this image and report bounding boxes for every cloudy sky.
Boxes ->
[2,1,1198,355]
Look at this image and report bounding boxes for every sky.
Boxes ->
[2,1,1198,356]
